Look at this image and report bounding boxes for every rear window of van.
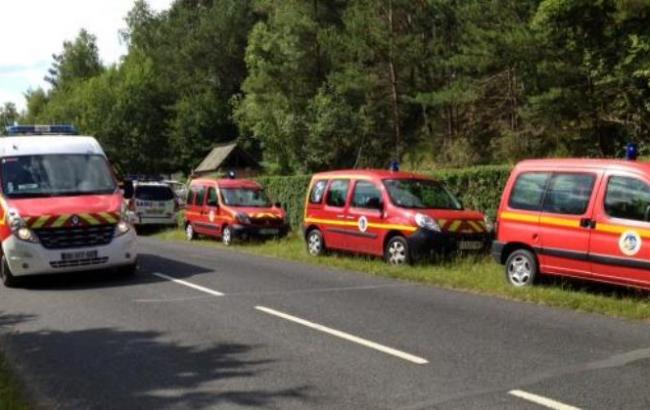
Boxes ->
[508,172,550,211]
[135,185,174,201]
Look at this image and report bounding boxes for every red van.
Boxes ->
[303,170,490,264]
[184,177,289,245]
[493,159,650,290]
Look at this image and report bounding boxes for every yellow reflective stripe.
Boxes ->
[500,212,540,224]
[596,223,650,239]
[467,221,483,232]
[79,213,101,225]
[0,197,7,226]
[304,217,357,228]
[539,215,581,228]
[51,215,70,228]
[448,220,462,232]
[100,212,118,224]
[368,223,417,232]
[438,219,447,226]
[32,215,51,229]
[305,217,417,232]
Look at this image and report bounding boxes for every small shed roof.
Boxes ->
[194,142,260,175]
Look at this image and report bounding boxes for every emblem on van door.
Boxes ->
[358,216,368,233]
[619,231,642,256]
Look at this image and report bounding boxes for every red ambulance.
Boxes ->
[184,177,289,245]
[0,125,137,286]
[303,169,490,264]
[493,158,650,289]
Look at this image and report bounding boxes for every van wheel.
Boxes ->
[385,236,411,265]
[185,223,196,241]
[505,249,538,287]
[306,229,325,256]
[222,225,233,246]
[1,256,18,288]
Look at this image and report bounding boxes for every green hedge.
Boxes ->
[257,165,512,230]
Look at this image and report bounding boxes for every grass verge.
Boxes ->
[0,355,29,410]
[152,229,650,321]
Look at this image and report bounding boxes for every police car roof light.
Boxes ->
[5,124,78,136]
[389,160,400,172]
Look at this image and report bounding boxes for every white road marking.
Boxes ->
[152,273,224,297]
[509,390,581,410]
[255,305,428,365]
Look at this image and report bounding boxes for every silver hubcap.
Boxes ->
[223,228,231,245]
[186,225,194,240]
[308,233,322,256]
[508,255,532,286]
[388,241,407,265]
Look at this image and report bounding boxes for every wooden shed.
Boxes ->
[193,142,261,178]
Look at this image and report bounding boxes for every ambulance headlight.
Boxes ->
[414,213,441,232]
[235,212,250,224]
[115,220,131,237]
[17,227,38,243]
[484,215,494,232]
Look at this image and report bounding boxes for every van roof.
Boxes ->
[0,136,105,157]
[190,177,262,189]
[516,158,650,173]
[311,169,437,180]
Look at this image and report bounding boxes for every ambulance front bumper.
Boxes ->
[408,229,491,257]
[2,230,137,277]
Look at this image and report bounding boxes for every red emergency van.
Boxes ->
[303,169,490,264]
[493,158,650,290]
[184,177,289,245]
[0,125,137,286]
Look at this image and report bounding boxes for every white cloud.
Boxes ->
[0,0,174,111]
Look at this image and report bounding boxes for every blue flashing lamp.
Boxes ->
[389,160,400,172]
[626,143,639,161]
[5,124,78,136]
[227,170,237,179]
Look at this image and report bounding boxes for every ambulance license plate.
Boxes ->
[259,228,279,235]
[147,209,165,215]
[61,250,98,261]
[459,241,483,251]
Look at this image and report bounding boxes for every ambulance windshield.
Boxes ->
[384,179,463,210]
[1,154,116,198]
[221,188,271,208]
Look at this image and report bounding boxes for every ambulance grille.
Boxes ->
[35,225,116,250]
[250,217,283,228]
[50,257,109,269]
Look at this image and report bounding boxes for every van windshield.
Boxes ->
[135,185,174,201]
[221,188,271,207]
[384,179,463,210]
[1,154,116,199]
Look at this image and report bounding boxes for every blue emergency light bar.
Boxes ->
[5,124,78,136]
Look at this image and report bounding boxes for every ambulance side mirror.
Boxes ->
[274,202,282,209]
[123,180,134,200]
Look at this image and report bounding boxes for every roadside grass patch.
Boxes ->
[0,355,29,410]
[152,229,650,321]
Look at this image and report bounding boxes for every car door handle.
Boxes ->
[336,215,346,219]
[580,218,596,229]
[346,216,356,220]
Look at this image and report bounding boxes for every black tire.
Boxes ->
[306,229,326,257]
[505,249,538,287]
[385,236,411,265]
[1,256,19,288]
[185,223,197,241]
[222,225,233,246]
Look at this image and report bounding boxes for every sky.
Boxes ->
[0,0,174,112]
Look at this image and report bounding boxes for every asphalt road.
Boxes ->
[0,237,649,409]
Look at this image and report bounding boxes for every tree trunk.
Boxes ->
[387,0,402,159]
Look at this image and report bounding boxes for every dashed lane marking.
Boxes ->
[152,273,225,297]
[509,390,581,410]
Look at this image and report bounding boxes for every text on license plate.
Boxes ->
[259,228,279,235]
[459,241,483,251]
[61,250,98,261]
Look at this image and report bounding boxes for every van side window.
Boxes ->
[605,176,650,222]
[352,180,383,210]
[542,173,595,215]
[186,187,196,206]
[326,180,349,207]
[207,187,218,207]
[309,180,328,204]
[509,172,550,211]
[196,187,206,206]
